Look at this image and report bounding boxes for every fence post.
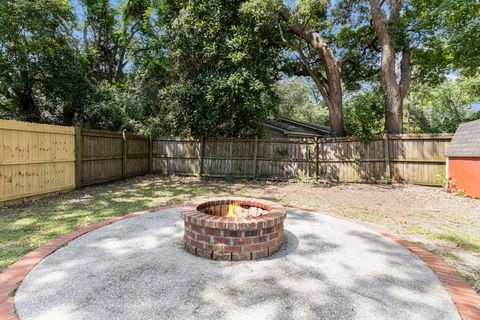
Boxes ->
[148,135,153,174]
[122,129,128,178]
[252,136,258,179]
[198,136,205,177]
[383,131,391,181]
[315,136,319,180]
[74,126,82,189]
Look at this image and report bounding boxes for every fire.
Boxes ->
[201,202,265,218]
[226,203,238,217]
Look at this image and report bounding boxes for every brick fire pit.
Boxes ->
[181,198,287,261]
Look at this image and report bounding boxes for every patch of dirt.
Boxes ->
[2,175,479,292]
[233,180,480,291]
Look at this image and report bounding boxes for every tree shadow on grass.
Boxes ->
[0,175,296,272]
[14,207,459,320]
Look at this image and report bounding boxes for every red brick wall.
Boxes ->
[448,157,480,199]
[181,198,287,260]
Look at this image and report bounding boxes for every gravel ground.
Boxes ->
[2,175,479,292]
[229,180,480,290]
[15,207,460,320]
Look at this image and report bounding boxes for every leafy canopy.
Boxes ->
[0,0,92,124]
[156,0,282,137]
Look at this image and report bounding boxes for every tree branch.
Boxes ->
[400,43,411,101]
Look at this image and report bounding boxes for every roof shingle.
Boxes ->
[260,118,331,137]
[446,119,480,157]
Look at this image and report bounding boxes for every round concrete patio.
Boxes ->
[14,207,461,320]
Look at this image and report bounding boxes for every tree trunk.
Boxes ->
[370,0,408,134]
[62,104,77,126]
[278,7,346,137]
[326,93,346,137]
[16,86,40,122]
[115,45,126,82]
[385,90,403,134]
[400,44,411,102]
[310,73,345,137]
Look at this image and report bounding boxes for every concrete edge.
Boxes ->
[285,204,480,320]
[0,204,478,320]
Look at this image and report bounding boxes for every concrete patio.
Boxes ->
[14,207,461,320]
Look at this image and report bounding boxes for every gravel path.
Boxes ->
[14,207,460,320]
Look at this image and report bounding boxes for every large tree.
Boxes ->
[367,0,479,134]
[242,0,346,135]
[155,0,282,137]
[0,0,92,124]
[277,4,346,136]
[79,0,149,84]
[243,0,380,137]
[369,0,411,134]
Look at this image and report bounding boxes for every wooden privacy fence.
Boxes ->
[0,118,453,204]
[0,120,75,203]
[75,128,151,187]
[152,134,453,186]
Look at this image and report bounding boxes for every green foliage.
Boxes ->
[410,0,480,78]
[407,76,480,133]
[275,77,386,141]
[0,0,478,137]
[275,146,288,156]
[243,0,377,92]
[332,2,380,91]
[80,0,150,83]
[158,0,281,137]
[274,77,329,125]
[0,0,92,124]
[344,89,385,140]
[80,84,134,131]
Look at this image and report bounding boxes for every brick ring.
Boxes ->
[0,204,478,320]
[181,197,287,261]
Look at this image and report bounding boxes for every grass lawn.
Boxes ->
[1,175,479,293]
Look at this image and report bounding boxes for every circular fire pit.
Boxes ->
[181,198,287,261]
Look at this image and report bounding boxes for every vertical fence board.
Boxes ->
[80,129,123,186]
[149,134,451,185]
[126,134,150,177]
[78,130,150,186]
[388,134,452,185]
[152,138,201,175]
[0,120,75,203]
[0,119,454,205]
[202,139,256,177]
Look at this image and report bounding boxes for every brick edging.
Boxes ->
[285,204,480,320]
[1,204,479,320]
[0,205,177,320]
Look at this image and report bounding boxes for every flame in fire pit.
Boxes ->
[200,202,266,217]
[226,203,238,217]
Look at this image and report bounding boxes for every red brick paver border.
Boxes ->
[0,204,478,320]
[286,204,480,320]
[0,206,176,320]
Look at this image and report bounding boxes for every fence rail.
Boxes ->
[0,120,76,203]
[0,119,453,204]
[151,134,452,185]
[75,128,150,187]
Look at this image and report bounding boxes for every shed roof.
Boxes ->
[446,119,480,157]
[260,118,331,137]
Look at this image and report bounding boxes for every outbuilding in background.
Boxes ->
[445,119,480,198]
